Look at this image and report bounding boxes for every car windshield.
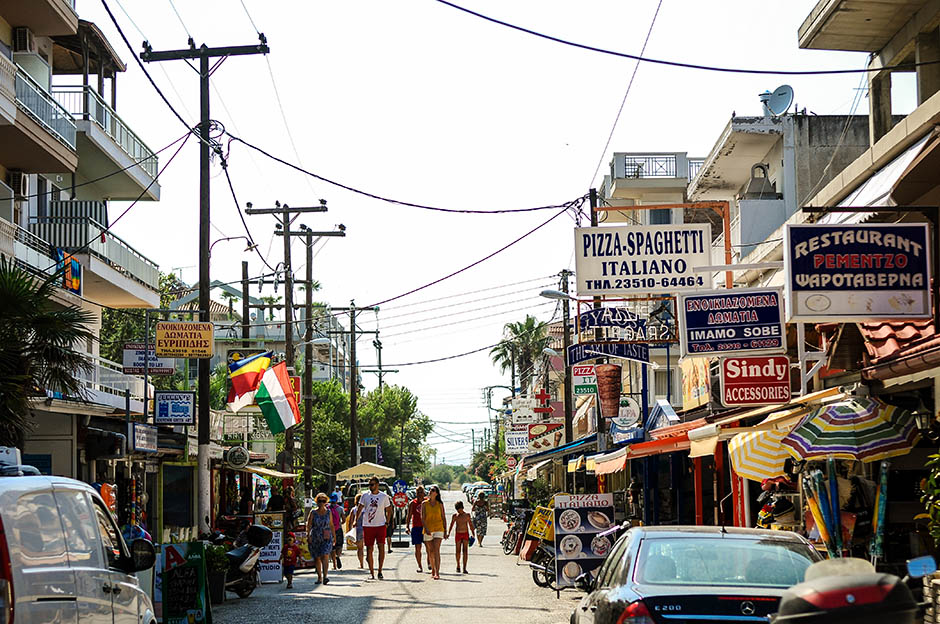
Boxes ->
[635,537,817,588]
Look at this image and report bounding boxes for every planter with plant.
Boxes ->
[205,545,228,604]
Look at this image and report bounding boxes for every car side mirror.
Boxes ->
[575,571,594,592]
[128,538,156,572]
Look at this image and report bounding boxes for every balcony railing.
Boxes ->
[29,215,160,290]
[688,159,705,179]
[52,86,158,178]
[15,68,76,149]
[621,154,677,178]
[0,54,15,105]
[0,216,60,278]
[77,354,148,402]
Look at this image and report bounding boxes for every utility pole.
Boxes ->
[350,304,358,467]
[560,269,574,444]
[589,188,607,452]
[141,35,269,534]
[241,261,250,349]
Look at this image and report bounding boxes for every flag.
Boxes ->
[255,361,302,434]
[226,350,272,412]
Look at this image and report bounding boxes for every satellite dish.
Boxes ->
[767,84,794,117]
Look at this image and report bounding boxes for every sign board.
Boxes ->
[720,355,791,407]
[574,224,712,297]
[122,342,175,375]
[129,422,158,453]
[254,512,283,583]
[506,456,517,469]
[573,365,598,396]
[154,391,196,425]
[510,397,539,425]
[785,223,931,322]
[505,425,529,455]
[679,288,786,357]
[553,494,616,588]
[567,342,649,366]
[155,322,214,358]
[161,542,210,624]
[578,306,641,329]
[681,357,711,411]
[289,375,301,406]
[528,421,564,453]
[392,492,408,508]
[392,479,408,494]
[525,506,554,541]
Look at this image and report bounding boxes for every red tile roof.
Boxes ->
[858,318,939,364]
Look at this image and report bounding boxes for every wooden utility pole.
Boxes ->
[141,35,269,533]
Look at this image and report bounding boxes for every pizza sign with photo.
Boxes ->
[553,494,615,589]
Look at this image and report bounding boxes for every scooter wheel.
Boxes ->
[235,571,257,598]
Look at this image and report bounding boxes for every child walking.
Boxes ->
[281,533,301,589]
[446,501,476,574]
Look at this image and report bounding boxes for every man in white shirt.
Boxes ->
[356,476,392,579]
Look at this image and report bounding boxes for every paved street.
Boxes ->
[213,490,578,624]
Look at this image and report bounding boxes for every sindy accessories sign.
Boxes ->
[574,224,712,296]
[679,288,785,358]
[785,224,931,321]
[719,355,791,407]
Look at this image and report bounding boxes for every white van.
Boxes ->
[0,474,157,624]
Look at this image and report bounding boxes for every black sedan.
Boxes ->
[571,526,822,624]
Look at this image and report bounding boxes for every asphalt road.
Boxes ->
[213,489,579,624]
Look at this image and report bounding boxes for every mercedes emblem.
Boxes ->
[740,601,756,616]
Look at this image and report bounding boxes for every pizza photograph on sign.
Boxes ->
[719,355,791,407]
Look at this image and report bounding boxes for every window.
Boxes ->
[649,209,671,225]
[654,369,674,398]
[596,533,631,588]
[93,501,123,568]
[54,490,102,567]
[11,491,67,568]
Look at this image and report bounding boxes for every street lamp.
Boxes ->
[539,289,574,301]
[208,235,258,256]
[539,288,574,444]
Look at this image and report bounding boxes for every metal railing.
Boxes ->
[688,159,705,179]
[52,86,158,178]
[621,154,677,178]
[77,354,147,401]
[0,54,15,104]
[0,216,59,277]
[15,68,76,149]
[28,215,160,290]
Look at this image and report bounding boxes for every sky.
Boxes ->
[75,0,895,466]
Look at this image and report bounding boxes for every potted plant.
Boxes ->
[205,545,228,604]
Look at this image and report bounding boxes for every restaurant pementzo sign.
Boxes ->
[678,288,786,358]
[784,223,931,322]
[574,224,712,297]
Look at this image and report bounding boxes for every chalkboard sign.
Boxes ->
[161,542,211,624]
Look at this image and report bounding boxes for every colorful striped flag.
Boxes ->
[255,361,302,434]
[226,350,272,412]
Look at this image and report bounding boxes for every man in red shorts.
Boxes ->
[355,476,392,579]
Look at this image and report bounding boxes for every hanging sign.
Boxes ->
[155,321,214,358]
[574,224,712,296]
[573,365,598,396]
[679,288,785,358]
[719,355,791,407]
[505,424,529,455]
[122,342,175,375]
[784,223,931,322]
[129,423,158,453]
[528,421,564,453]
[567,342,649,366]
[510,397,539,425]
[553,494,616,588]
[153,391,195,425]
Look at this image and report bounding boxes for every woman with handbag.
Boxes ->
[421,485,447,580]
[305,493,335,585]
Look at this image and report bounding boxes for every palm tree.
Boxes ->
[259,295,282,321]
[219,291,239,320]
[0,257,95,446]
[490,315,550,394]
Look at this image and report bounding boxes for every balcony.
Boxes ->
[605,152,692,207]
[0,0,78,37]
[0,216,60,278]
[17,70,75,149]
[77,354,151,413]
[0,54,15,125]
[52,86,160,201]
[688,158,705,181]
[29,208,160,307]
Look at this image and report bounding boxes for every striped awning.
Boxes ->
[527,459,552,480]
[567,455,585,473]
[593,447,629,475]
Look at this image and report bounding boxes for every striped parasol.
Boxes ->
[781,397,920,462]
[729,427,790,482]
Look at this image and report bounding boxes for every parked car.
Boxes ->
[572,526,822,624]
[0,472,157,624]
[342,480,392,512]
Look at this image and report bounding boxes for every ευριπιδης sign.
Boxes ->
[155,322,214,358]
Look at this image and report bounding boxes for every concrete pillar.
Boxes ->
[916,29,940,105]
[869,71,893,145]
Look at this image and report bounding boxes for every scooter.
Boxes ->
[770,555,937,624]
[529,541,557,588]
[224,524,273,599]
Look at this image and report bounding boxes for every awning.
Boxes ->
[573,395,596,432]
[891,128,940,205]
[527,459,552,480]
[626,435,690,459]
[521,433,598,465]
[243,465,297,479]
[585,453,603,472]
[593,447,629,475]
[336,462,396,481]
[567,455,585,473]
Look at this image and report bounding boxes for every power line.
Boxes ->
[379,274,556,311]
[433,0,940,76]
[378,295,547,331]
[383,301,554,339]
[220,164,279,272]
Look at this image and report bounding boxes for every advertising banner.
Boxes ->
[129,423,158,453]
[681,357,711,411]
[154,391,196,425]
[785,223,931,322]
[567,342,649,366]
[161,542,211,624]
[505,424,529,455]
[155,321,214,358]
[553,494,616,588]
[679,288,785,358]
[122,342,175,375]
[719,355,791,407]
[572,365,598,396]
[525,506,555,541]
[510,397,538,425]
[528,421,564,453]
[574,224,712,297]
[254,512,283,583]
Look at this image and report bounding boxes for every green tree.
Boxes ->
[490,315,550,394]
[307,379,350,472]
[358,386,433,479]
[259,295,282,321]
[219,291,239,320]
[0,258,96,445]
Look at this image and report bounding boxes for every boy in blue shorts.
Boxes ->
[405,486,427,572]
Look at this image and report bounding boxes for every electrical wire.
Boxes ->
[375,294,549,331]
[382,301,555,339]
[379,274,557,311]
[433,0,940,76]
[166,0,192,39]
[220,164,279,272]
[227,134,582,215]
[359,284,553,325]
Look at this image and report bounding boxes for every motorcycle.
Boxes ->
[770,555,937,623]
[529,541,557,588]
[224,523,274,599]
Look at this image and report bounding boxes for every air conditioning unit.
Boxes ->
[13,28,37,55]
[7,171,28,200]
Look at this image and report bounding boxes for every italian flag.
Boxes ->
[255,362,302,434]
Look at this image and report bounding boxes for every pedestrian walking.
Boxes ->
[283,485,299,532]
[329,493,345,570]
[471,491,489,546]
[305,493,335,585]
[280,533,301,589]
[406,486,426,573]
[447,500,475,574]
[421,485,447,580]
[356,476,392,580]
[351,493,365,568]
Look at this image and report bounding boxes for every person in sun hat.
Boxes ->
[328,492,345,570]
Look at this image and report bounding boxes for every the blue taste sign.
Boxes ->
[679,288,785,358]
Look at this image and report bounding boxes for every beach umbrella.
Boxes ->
[728,427,790,482]
[782,397,920,462]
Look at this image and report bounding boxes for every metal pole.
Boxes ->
[590,188,607,452]
[349,305,359,466]
[242,261,250,348]
[304,231,314,494]
[282,205,295,472]
[196,52,212,534]
[144,308,150,421]
[561,270,573,443]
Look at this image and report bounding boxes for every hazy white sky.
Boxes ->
[79,0,889,465]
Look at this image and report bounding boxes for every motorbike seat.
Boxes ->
[226,544,253,563]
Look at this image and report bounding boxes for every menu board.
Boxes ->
[254,512,284,583]
[553,494,615,589]
[161,542,211,624]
